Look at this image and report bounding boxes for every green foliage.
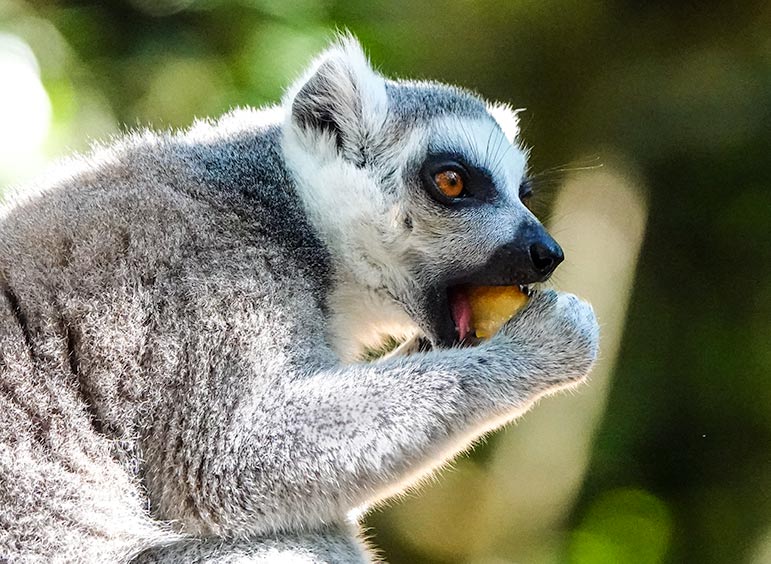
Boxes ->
[361,335,403,361]
[569,489,672,564]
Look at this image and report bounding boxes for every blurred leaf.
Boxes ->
[569,488,672,564]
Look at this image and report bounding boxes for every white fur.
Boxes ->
[487,102,524,144]
[430,115,528,206]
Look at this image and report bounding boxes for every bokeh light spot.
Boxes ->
[569,488,672,564]
[0,33,51,165]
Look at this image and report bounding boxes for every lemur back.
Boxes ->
[0,38,599,563]
[0,118,326,557]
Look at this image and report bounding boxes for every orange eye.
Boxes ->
[434,170,464,198]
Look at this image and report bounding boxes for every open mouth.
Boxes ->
[413,254,556,349]
[447,283,532,342]
[412,231,562,348]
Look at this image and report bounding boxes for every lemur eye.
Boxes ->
[434,170,465,198]
[519,178,533,208]
[420,155,486,205]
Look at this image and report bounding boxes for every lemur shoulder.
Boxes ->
[0,37,599,563]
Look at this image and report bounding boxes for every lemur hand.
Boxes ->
[494,289,600,387]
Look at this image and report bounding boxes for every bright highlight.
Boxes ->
[0,34,52,164]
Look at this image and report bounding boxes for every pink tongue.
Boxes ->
[449,288,472,341]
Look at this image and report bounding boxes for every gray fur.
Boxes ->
[134,525,372,563]
[0,37,599,563]
[384,80,489,121]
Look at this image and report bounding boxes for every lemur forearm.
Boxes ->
[200,338,557,535]
[147,291,595,538]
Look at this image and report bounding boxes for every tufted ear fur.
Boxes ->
[285,36,388,163]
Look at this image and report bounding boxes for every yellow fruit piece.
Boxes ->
[468,285,529,339]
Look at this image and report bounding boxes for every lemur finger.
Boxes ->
[512,288,559,322]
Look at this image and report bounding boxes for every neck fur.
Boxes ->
[281,126,419,361]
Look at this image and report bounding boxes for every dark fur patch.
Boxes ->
[291,62,345,151]
[0,278,37,361]
[61,317,107,437]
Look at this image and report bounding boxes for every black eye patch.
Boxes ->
[419,152,496,207]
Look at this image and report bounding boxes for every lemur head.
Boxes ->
[281,37,562,354]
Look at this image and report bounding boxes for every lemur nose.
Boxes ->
[529,240,564,277]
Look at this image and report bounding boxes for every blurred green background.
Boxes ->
[1,1,769,562]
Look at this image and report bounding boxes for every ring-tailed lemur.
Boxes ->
[0,37,599,563]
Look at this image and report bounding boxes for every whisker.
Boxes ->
[492,138,517,176]
[530,157,603,179]
[457,118,476,161]
[484,123,496,165]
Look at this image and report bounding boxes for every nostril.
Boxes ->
[529,242,563,275]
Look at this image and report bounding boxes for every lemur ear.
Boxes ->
[286,36,388,160]
[487,103,524,144]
